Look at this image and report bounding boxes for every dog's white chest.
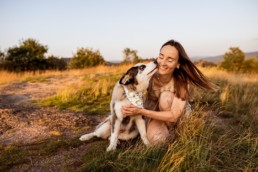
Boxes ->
[123,87,143,108]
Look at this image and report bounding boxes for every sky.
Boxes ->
[0,0,258,61]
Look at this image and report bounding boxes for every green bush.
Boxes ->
[69,48,105,69]
[220,47,258,73]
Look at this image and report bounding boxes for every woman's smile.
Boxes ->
[157,45,180,76]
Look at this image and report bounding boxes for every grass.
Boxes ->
[0,65,257,171]
[38,72,121,114]
[0,64,132,85]
[0,136,84,171]
[36,64,134,114]
[79,66,258,171]
[79,141,167,172]
[0,70,64,85]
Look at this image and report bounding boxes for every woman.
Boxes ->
[122,39,215,145]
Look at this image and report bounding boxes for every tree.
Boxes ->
[4,38,48,72]
[123,48,131,63]
[220,47,244,72]
[0,50,5,69]
[47,55,67,70]
[240,58,258,73]
[122,48,141,63]
[69,48,105,69]
[0,50,4,59]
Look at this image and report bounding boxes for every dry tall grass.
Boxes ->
[199,66,258,83]
[1,65,257,85]
[0,64,132,85]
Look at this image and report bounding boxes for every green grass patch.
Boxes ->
[0,145,29,171]
[38,73,120,115]
[79,141,167,172]
[0,136,84,171]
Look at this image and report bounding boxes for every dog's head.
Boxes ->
[119,61,157,92]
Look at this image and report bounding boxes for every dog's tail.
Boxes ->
[95,115,111,130]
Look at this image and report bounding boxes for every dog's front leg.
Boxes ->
[135,116,150,145]
[106,119,121,152]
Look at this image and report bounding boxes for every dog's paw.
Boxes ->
[79,136,86,141]
[142,138,150,146]
[79,134,91,141]
[106,145,116,152]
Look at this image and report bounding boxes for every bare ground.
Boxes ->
[0,77,104,171]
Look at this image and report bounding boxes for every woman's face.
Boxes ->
[157,45,180,76]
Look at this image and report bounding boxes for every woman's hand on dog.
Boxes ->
[122,105,141,116]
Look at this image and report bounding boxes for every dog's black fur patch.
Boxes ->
[122,116,130,125]
[119,66,139,85]
[129,120,136,133]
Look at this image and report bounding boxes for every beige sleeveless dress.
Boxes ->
[144,74,192,133]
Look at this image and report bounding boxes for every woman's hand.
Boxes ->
[122,105,142,116]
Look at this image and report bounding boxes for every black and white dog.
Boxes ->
[80,61,157,151]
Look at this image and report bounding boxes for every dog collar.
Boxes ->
[123,87,143,108]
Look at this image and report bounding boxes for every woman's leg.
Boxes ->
[158,91,174,111]
[147,119,169,145]
[147,91,174,145]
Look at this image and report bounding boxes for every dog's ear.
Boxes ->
[119,73,133,85]
[119,67,138,85]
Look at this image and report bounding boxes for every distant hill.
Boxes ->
[192,51,258,63]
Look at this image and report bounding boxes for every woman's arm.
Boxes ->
[122,96,186,123]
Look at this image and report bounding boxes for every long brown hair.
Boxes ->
[161,40,215,100]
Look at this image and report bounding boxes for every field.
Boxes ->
[0,64,257,171]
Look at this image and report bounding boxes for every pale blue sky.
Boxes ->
[0,0,257,61]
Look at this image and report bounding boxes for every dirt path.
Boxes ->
[0,76,103,171]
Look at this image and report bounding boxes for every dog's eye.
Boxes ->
[138,65,146,71]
